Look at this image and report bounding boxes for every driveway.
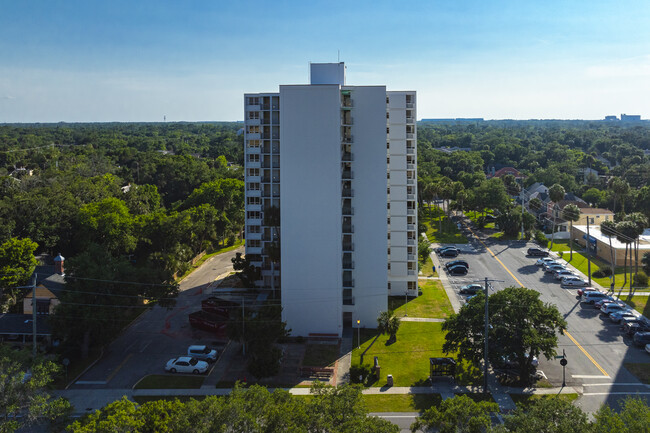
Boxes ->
[70,247,243,389]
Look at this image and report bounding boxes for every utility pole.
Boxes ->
[483,277,489,394]
[241,298,245,356]
[586,218,592,286]
[31,273,37,358]
[520,180,525,240]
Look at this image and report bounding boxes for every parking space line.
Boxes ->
[461,219,610,378]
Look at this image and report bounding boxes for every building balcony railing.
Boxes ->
[343,279,355,288]
[407,179,414,185]
[342,136,353,144]
[247,118,261,126]
[246,104,260,111]
[406,147,415,155]
[342,224,354,233]
[407,224,415,231]
[407,239,416,246]
[406,117,415,124]
[342,242,354,251]
[342,170,353,180]
[407,194,415,200]
[247,161,261,169]
[407,270,416,276]
[341,100,353,108]
[342,260,355,269]
[342,188,354,198]
[341,152,353,162]
[406,102,414,108]
[342,207,354,215]
[407,209,415,215]
[407,254,415,261]
[246,146,261,154]
[406,133,414,139]
[343,296,355,305]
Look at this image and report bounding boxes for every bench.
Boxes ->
[299,366,334,379]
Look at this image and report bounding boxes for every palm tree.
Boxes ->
[562,204,580,261]
[600,220,617,288]
[548,184,565,250]
[615,220,638,293]
[624,213,649,277]
[377,311,401,342]
[608,177,630,215]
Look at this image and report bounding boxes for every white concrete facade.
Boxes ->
[243,63,417,337]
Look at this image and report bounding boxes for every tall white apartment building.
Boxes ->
[244,63,417,337]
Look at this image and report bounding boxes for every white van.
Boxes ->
[187,345,218,362]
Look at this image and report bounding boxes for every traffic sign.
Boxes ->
[560,358,568,367]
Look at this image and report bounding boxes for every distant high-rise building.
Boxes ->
[621,114,641,122]
[243,63,418,336]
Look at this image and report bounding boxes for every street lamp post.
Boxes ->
[357,319,360,349]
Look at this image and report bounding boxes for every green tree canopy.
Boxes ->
[0,237,38,310]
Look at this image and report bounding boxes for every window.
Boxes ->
[247,97,259,105]
[408,281,416,290]
[248,154,260,163]
[589,218,595,224]
[248,168,260,177]
[247,125,260,133]
[248,240,261,247]
[247,197,261,205]
[247,211,261,219]
[247,225,261,233]
[246,183,260,191]
[248,111,260,119]
[248,140,260,148]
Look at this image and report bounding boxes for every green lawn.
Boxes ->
[302,344,340,367]
[363,394,441,412]
[389,280,453,319]
[351,322,448,387]
[548,240,649,291]
[134,374,205,389]
[621,295,649,317]
[177,240,244,281]
[419,256,437,277]
[624,363,650,384]
[509,393,579,409]
[421,206,468,244]
[465,210,496,229]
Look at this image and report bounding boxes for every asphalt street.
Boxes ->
[69,247,243,390]
[435,216,650,413]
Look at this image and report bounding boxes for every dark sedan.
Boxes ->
[527,248,549,257]
[445,260,469,270]
[448,265,468,276]
[440,248,459,258]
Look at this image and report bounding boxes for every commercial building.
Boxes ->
[243,63,417,337]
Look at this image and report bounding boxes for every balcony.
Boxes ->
[408,270,416,276]
[407,163,415,170]
[406,117,415,124]
[342,188,354,198]
[342,136,353,144]
[247,231,262,240]
[342,207,354,215]
[341,99,353,109]
[406,147,415,155]
[341,152,353,162]
[246,146,261,154]
[407,179,414,185]
[247,133,261,140]
[342,117,353,126]
[407,254,415,261]
[342,260,355,269]
[407,209,415,215]
[343,295,355,306]
[407,239,415,246]
[407,194,415,200]
[342,242,354,251]
[247,118,261,126]
[342,170,353,180]
[342,223,354,233]
[407,224,415,231]
[406,102,414,108]
[247,161,261,169]
[246,104,260,111]
[246,189,261,197]
[406,133,415,139]
[343,279,355,288]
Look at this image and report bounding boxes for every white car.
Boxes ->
[554,270,576,280]
[536,257,556,266]
[562,278,589,287]
[187,345,218,362]
[545,264,565,274]
[600,302,628,315]
[165,357,209,374]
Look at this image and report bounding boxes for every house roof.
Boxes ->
[492,167,523,178]
[557,200,590,209]
[580,208,614,215]
[23,285,57,299]
[0,314,51,336]
[33,265,65,296]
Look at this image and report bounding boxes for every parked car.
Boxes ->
[459,284,483,294]
[497,353,539,369]
[165,357,209,374]
[622,321,650,336]
[577,287,600,296]
[448,265,468,276]
[187,345,218,362]
[440,248,460,258]
[600,303,629,316]
[594,297,616,309]
[527,248,549,257]
[536,257,556,266]
[581,292,609,304]
[633,332,650,347]
[466,294,478,302]
[545,264,565,274]
[554,269,576,280]
[610,310,637,323]
[445,260,469,270]
[436,246,458,254]
[562,278,590,287]
[541,260,560,270]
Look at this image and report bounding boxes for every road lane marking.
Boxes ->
[75,380,107,385]
[584,392,650,396]
[564,331,610,377]
[105,353,133,384]
[462,220,611,378]
[582,383,648,387]
[573,375,614,379]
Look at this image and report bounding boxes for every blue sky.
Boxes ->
[1,0,649,122]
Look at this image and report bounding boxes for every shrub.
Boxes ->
[534,230,548,246]
[350,364,373,384]
[633,272,649,288]
[557,251,563,259]
[593,267,613,278]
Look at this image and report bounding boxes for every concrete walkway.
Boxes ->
[401,317,445,322]
[421,232,462,314]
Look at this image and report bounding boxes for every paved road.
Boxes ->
[69,247,243,390]
[434,216,650,413]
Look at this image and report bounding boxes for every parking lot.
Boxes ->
[434,216,650,411]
